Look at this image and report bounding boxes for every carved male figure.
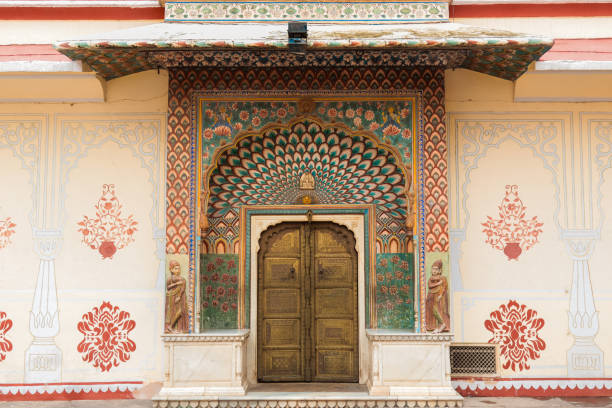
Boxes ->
[165,260,188,333]
[425,259,450,333]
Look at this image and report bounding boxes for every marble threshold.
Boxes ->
[153,384,463,407]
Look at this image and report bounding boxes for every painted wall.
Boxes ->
[0,63,611,395]
[446,68,612,378]
[0,70,167,390]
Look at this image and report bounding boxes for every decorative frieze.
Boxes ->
[154,398,463,408]
[161,330,249,342]
[366,329,453,342]
[454,378,612,397]
[164,2,449,22]
[148,49,468,69]
[0,382,143,401]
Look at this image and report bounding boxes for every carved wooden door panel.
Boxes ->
[312,224,358,382]
[258,224,304,382]
[258,222,358,383]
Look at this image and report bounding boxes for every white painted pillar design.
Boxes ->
[563,229,603,377]
[449,228,465,292]
[25,229,62,382]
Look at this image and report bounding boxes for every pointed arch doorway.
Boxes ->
[257,221,359,382]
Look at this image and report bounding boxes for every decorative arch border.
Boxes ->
[201,112,414,224]
[189,90,427,332]
[447,115,566,292]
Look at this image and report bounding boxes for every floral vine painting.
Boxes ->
[375,253,414,329]
[78,184,138,259]
[200,254,239,330]
[484,300,546,371]
[198,99,414,169]
[0,311,13,363]
[77,301,136,372]
[0,217,16,250]
[482,185,543,260]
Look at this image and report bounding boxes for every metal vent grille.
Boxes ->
[450,343,499,376]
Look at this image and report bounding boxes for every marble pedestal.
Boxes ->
[154,329,462,407]
[156,330,249,399]
[366,330,461,401]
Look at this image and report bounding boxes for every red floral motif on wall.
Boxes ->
[482,185,543,260]
[0,311,13,362]
[0,217,16,250]
[77,301,136,372]
[78,184,138,259]
[484,300,546,371]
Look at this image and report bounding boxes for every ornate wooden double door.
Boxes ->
[257,222,358,382]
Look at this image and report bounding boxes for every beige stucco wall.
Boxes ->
[0,70,168,385]
[0,20,159,45]
[446,68,612,377]
[1,61,611,387]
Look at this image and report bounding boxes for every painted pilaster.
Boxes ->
[563,229,603,377]
[25,229,63,382]
[449,228,465,292]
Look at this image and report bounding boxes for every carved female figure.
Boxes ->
[165,260,188,333]
[425,259,450,333]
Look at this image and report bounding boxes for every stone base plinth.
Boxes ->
[154,329,462,407]
[24,340,62,383]
[158,330,249,398]
[567,339,604,377]
[366,330,461,401]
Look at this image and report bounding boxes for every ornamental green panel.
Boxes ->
[375,252,414,329]
[200,254,239,330]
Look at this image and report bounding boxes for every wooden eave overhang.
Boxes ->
[54,9,553,81]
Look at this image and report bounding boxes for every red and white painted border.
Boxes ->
[0,381,143,401]
[453,378,612,397]
[3,379,612,400]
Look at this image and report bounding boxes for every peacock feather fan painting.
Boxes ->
[204,118,411,254]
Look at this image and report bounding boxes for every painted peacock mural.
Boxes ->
[203,118,411,254]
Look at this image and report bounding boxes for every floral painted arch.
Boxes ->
[203,115,412,209]
[200,115,413,253]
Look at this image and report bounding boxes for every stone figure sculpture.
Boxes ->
[300,172,315,190]
[165,260,188,333]
[425,259,450,333]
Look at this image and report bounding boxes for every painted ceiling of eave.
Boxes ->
[55,22,553,81]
